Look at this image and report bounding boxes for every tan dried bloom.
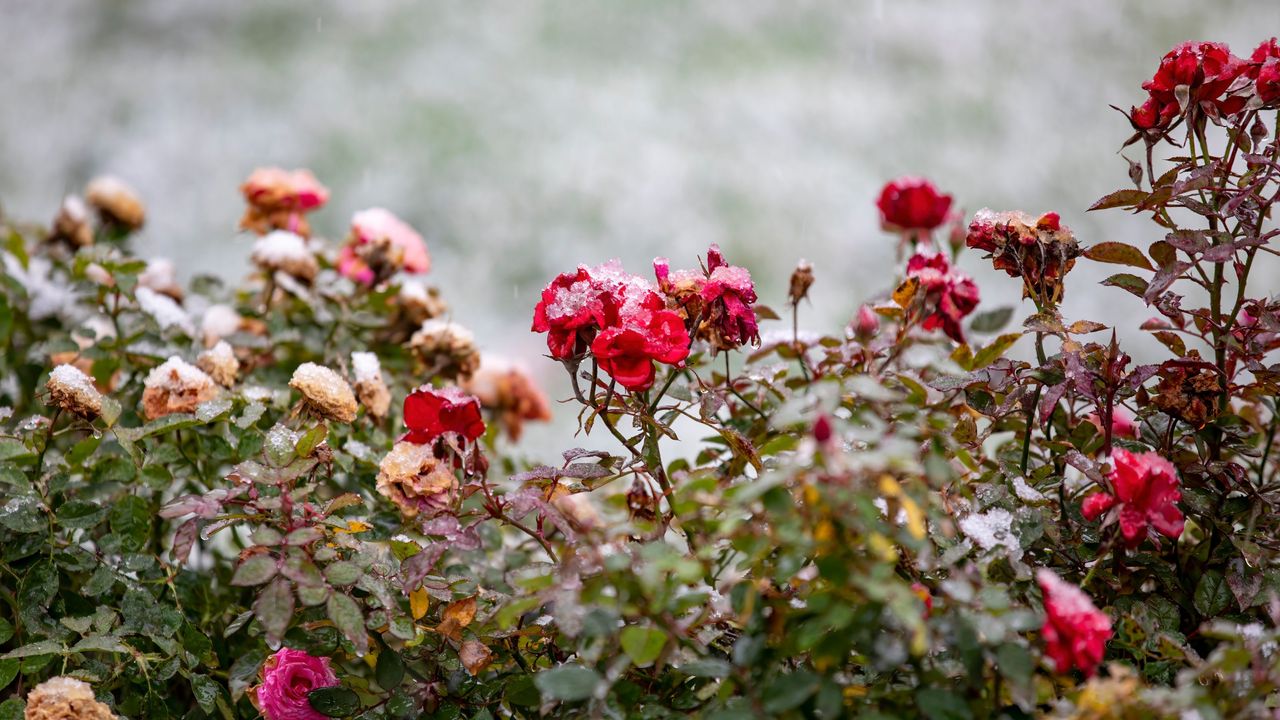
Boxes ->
[46,364,103,420]
[142,356,218,420]
[351,351,391,418]
[461,355,552,441]
[410,319,480,381]
[251,230,318,282]
[788,259,814,306]
[197,341,240,388]
[46,196,93,249]
[376,441,458,518]
[289,362,357,423]
[25,676,116,720]
[397,279,449,325]
[85,176,145,231]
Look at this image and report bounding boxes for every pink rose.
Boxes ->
[1080,448,1183,548]
[251,648,339,720]
[338,208,431,285]
[1037,570,1112,677]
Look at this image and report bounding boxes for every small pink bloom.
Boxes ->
[854,304,880,338]
[241,168,330,212]
[654,245,759,352]
[904,253,980,344]
[1085,408,1137,441]
[403,386,486,444]
[876,177,953,232]
[338,209,431,285]
[251,648,339,720]
[1037,570,1112,678]
[1083,449,1184,548]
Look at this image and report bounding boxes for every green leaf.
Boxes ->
[1101,273,1149,299]
[534,664,601,702]
[189,673,221,714]
[66,435,102,465]
[327,593,367,655]
[0,438,31,462]
[0,659,17,691]
[296,424,328,458]
[1194,570,1232,617]
[972,333,1022,369]
[71,635,131,654]
[968,306,1015,334]
[231,554,279,586]
[109,495,151,552]
[995,643,1033,691]
[0,618,11,645]
[1084,241,1154,271]
[678,659,731,678]
[1,640,63,659]
[619,626,666,667]
[57,500,108,529]
[0,496,44,533]
[916,688,974,720]
[0,698,22,720]
[254,578,295,645]
[376,647,405,691]
[308,686,361,717]
[323,561,362,587]
[762,670,819,713]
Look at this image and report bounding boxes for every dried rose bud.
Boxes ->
[1151,362,1223,428]
[46,195,93,249]
[788,259,814,306]
[351,351,391,419]
[289,362,357,423]
[376,441,458,519]
[410,319,481,381]
[142,357,218,420]
[461,355,552,441]
[626,480,658,522]
[396,279,449,324]
[251,230,318,283]
[25,676,117,720]
[197,341,239,388]
[85,175,145,231]
[46,364,104,420]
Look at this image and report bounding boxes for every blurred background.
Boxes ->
[2,1,1278,447]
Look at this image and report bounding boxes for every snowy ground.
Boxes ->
[3,1,1278,450]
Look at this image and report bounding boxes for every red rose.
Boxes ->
[1250,39,1280,105]
[533,261,664,360]
[904,253,980,344]
[655,245,759,352]
[591,309,691,391]
[1080,448,1183,548]
[1037,570,1112,678]
[876,177,953,232]
[1141,41,1247,120]
[403,386,486,444]
[965,209,1080,305]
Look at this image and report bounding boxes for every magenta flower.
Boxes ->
[1037,570,1112,677]
[251,648,339,720]
[903,252,980,344]
[1081,448,1184,548]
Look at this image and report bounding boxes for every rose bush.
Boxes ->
[1,38,1280,719]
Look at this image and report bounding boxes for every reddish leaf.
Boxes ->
[1083,242,1154,271]
[1088,189,1148,211]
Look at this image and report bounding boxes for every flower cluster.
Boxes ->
[894,252,980,343]
[1250,38,1280,106]
[532,260,691,391]
[1129,40,1280,130]
[965,208,1080,306]
[1081,449,1184,548]
[654,244,760,352]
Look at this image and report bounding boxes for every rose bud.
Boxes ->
[289,362,358,423]
[85,175,146,231]
[46,195,93,250]
[197,341,240,388]
[251,230,319,283]
[46,364,104,421]
[813,414,833,444]
[142,356,218,420]
[788,259,814,306]
[876,177,953,233]
[410,319,481,381]
[854,304,880,339]
[351,351,392,419]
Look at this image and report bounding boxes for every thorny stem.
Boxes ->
[32,408,62,483]
[792,300,811,382]
[1020,333,1049,476]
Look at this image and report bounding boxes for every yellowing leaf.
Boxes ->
[436,595,477,640]
[892,277,920,309]
[410,588,430,621]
